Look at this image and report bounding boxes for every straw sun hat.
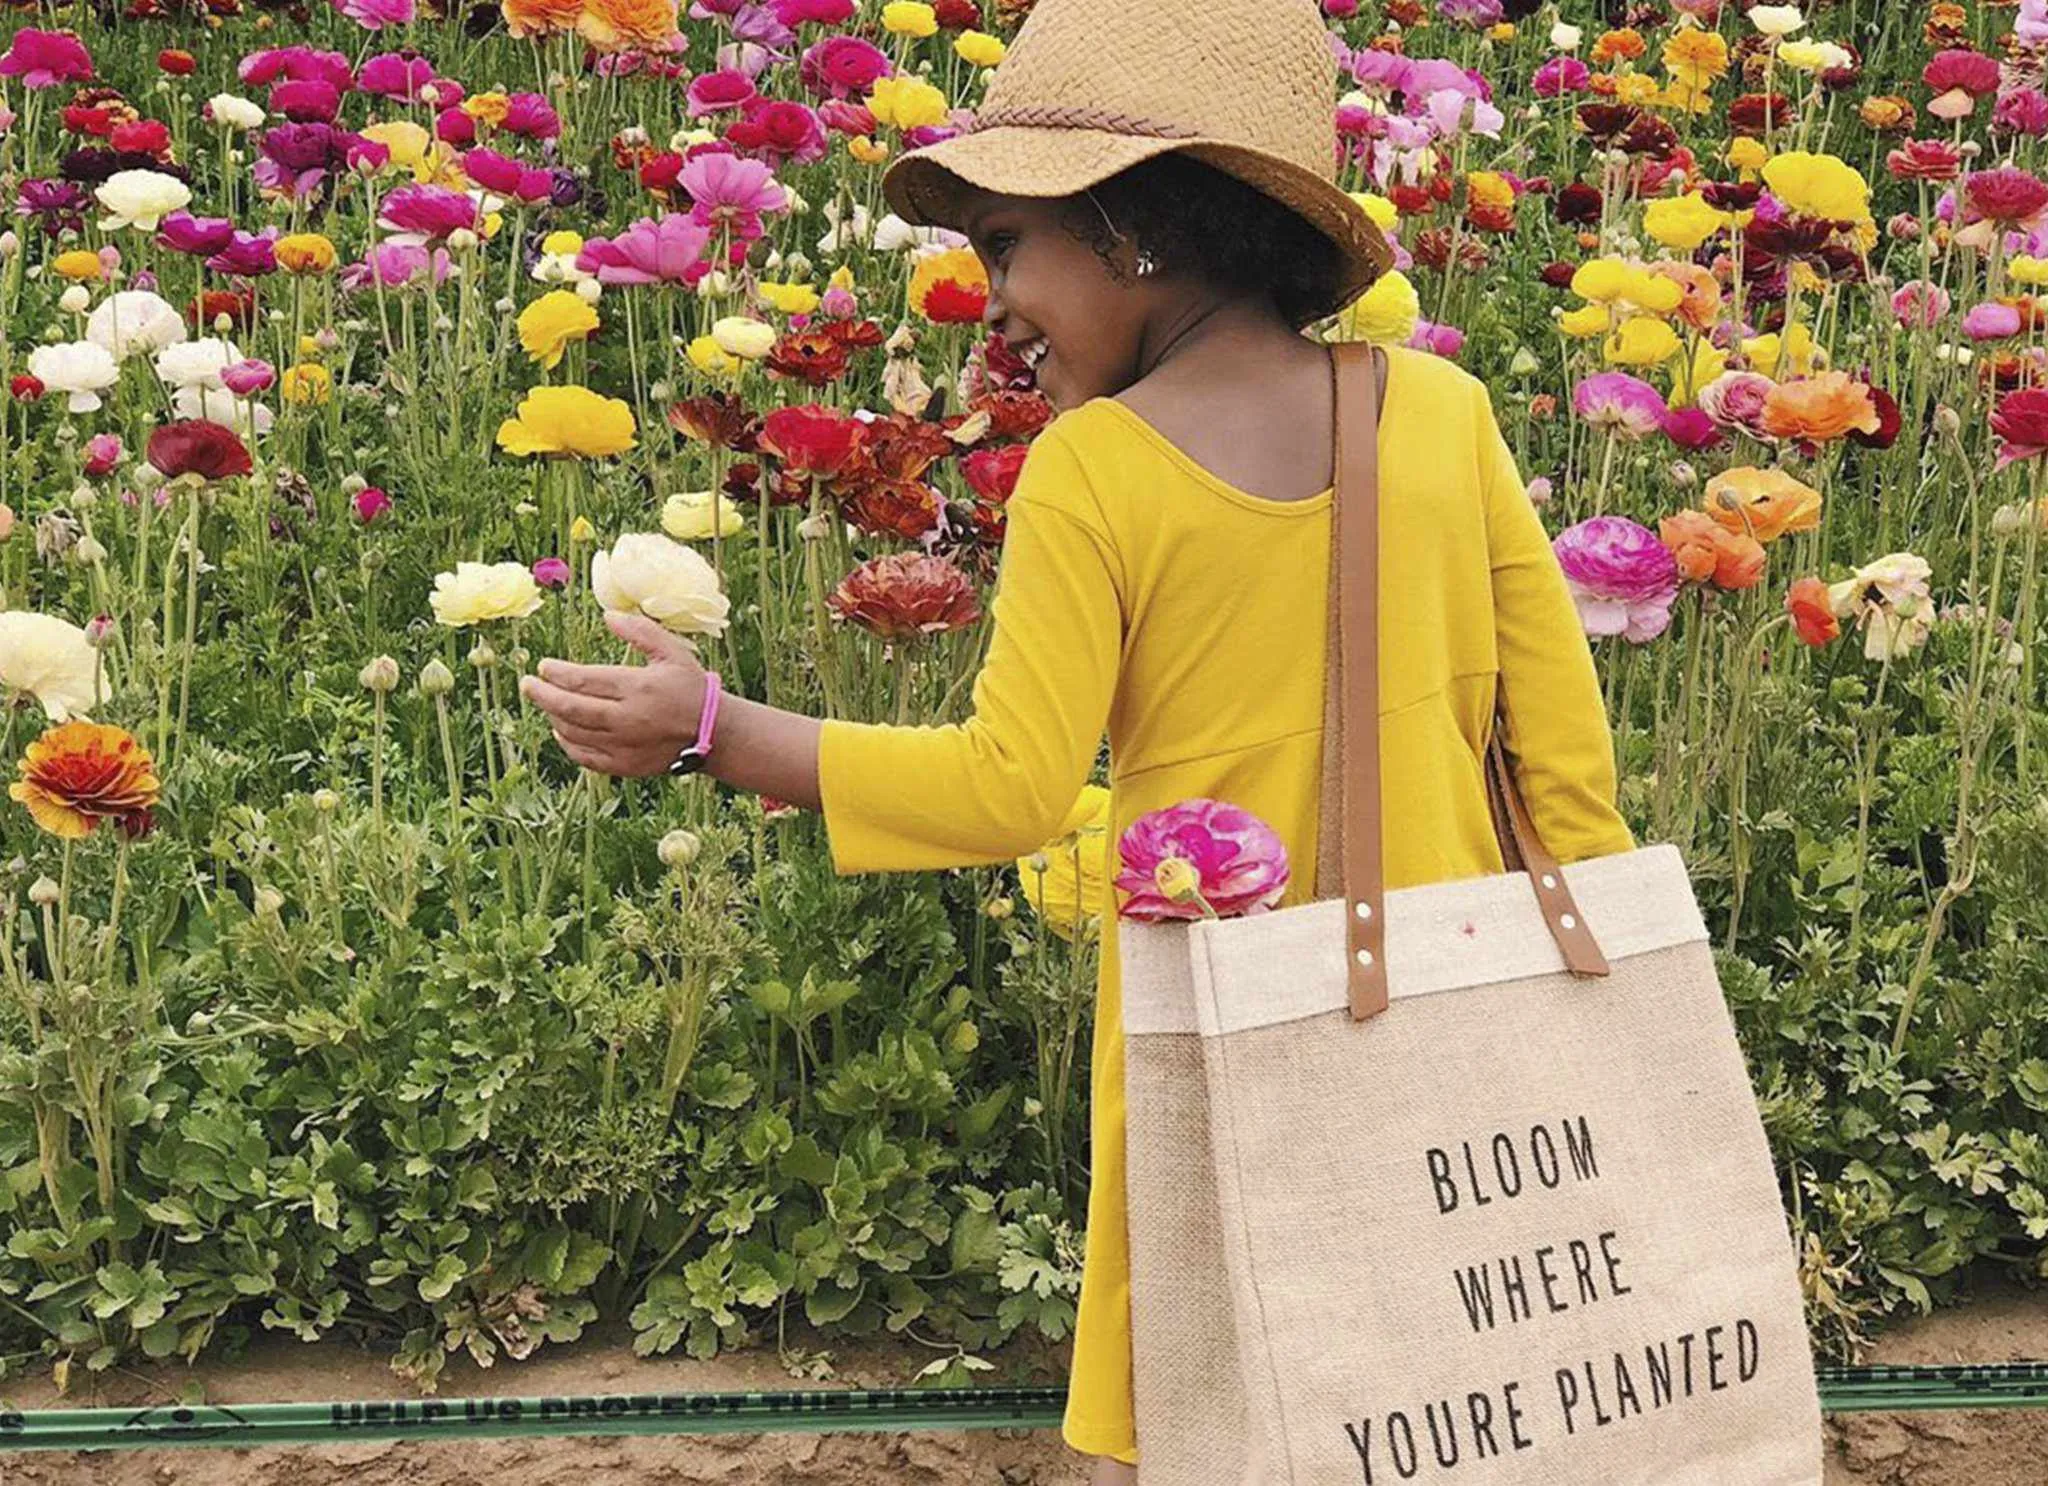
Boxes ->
[879,0,1393,327]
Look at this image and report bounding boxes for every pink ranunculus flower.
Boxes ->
[360,51,437,100]
[1890,279,1951,327]
[353,486,392,522]
[462,148,554,203]
[221,358,275,396]
[83,433,122,476]
[1553,516,1681,643]
[502,93,562,139]
[1114,799,1291,923]
[1696,370,1776,438]
[576,214,714,286]
[1963,301,2024,341]
[156,210,237,257]
[687,67,757,119]
[1572,371,1669,440]
[532,555,571,588]
[0,29,94,89]
[378,183,480,242]
[336,0,415,29]
[682,151,789,238]
[1660,405,1724,452]
[270,78,343,122]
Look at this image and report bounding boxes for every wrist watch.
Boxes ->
[667,670,723,777]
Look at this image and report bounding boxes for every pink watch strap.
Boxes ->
[692,671,722,757]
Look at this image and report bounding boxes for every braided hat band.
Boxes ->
[879,0,1392,327]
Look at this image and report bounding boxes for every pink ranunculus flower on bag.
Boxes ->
[1115,799,1290,922]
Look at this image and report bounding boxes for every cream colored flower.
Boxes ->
[1748,4,1804,38]
[660,490,747,542]
[591,532,731,638]
[429,560,546,627]
[95,170,194,232]
[710,316,776,360]
[0,611,109,723]
[85,290,186,361]
[26,342,119,414]
[155,338,244,391]
[207,94,266,130]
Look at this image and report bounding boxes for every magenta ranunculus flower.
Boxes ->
[360,51,437,100]
[1114,799,1291,923]
[1572,371,1668,440]
[83,433,122,476]
[238,45,354,92]
[0,29,94,89]
[502,93,562,139]
[335,0,415,30]
[353,485,392,522]
[207,229,279,278]
[221,358,275,396]
[1553,516,1681,644]
[462,148,553,203]
[532,556,571,588]
[797,34,891,100]
[682,152,789,238]
[377,183,480,242]
[157,209,237,256]
[687,67,757,119]
[1660,406,1723,452]
[270,79,342,122]
[1532,56,1591,98]
[576,214,714,286]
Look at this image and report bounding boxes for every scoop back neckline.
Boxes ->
[1083,347,1396,517]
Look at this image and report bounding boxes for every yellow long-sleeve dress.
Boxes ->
[815,347,1636,1464]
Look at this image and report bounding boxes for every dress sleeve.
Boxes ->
[1474,385,1638,865]
[816,426,1123,874]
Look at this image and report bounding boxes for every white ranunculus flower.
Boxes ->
[207,93,266,131]
[26,341,120,414]
[1748,3,1805,38]
[0,611,109,723]
[155,338,244,391]
[1549,21,1582,50]
[873,213,966,252]
[591,533,731,638]
[172,384,274,438]
[815,200,871,255]
[84,290,186,360]
[660,490,747,542]
[709,315,776,360]
[95,169,194,232]
[429,561,545,628]
[57,285,91,314]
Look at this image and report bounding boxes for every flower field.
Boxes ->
[1,0,2046,1395]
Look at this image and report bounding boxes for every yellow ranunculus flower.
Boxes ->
[827,264,856,292]
[1642,192,1729,251]
[1744,323,1824,379]
[1661,26,1729,88]
[297,334,325,361]
[710,315,777,360]
[661,489,747,541]
[757,280,820,315]
[1604,317,1681,367]
[848,136,890,165]
[2011,254,2048,287]
[1569,259,1631,303]
[1760,150,1868,223]
[1614,72,1659,106]
[52,250,102,282]
[359,120,432,176]
[1559,303,1612,339]
[463,92,512,127]
[429,560,545,627]
[687,335,742,378]
[1486,21,1515,42]
[954,29,1005,66]
[1726,137,1769,173]
[1466,171,1514,212]
[541,229,584,257]
[1016,784,1111,941]
[865,75,950,131]
[276,233,337,274]
[495,385,637,458]
[518,290,600,370]
[1669,338,1726,407]
[1348,191,1399,233]
[881,0,936,35]
[281,363,332,405]
[1325,268,1418,346]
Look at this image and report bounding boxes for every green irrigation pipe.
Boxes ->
[3,1366,2048,1452]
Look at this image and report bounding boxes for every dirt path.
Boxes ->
[4,1283,2044,1483]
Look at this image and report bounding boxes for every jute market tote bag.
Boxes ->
[1119,342,1821,1484]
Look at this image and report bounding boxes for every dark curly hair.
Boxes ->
[1055,153,1350,329]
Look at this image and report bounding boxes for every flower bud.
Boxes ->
[1933,404,1962,435]
[85,613,115,648]
[985,895,1014,920]
[312,787,340,811]
[466,639,497,669]
[254,885,284,916]
[419,656,455,696]
[359,654,400,693]
[448,228,479,253]
[574,278,602,305]
[58,285,90,314]
[657,828,701,869]
[28,875,59,906]
[797,512,831,540]
[71,535,107,565]
[1024,852,1049,874]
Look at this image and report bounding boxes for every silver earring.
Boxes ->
[1135,250,1157,277]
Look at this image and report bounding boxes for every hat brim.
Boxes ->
[881,125,1393,328]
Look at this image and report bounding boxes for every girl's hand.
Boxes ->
[519,610,708,778]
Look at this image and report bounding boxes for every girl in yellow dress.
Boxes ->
[522,0,1634,1477]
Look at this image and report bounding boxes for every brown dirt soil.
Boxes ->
[5,1280,2046,1484]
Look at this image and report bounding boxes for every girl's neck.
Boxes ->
[1133,294,1310,389]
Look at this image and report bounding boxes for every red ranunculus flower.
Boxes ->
[1923,48,2001,100]
[1848,382,1902,450]
[1785,576,1840,647]
[187,287,256,331]
[111,119,171,157]
[838,476,943,542]
[932,0,979,27]
[758,404,867,478]
[967,390,1054,441]
[859,413,955,481]
[1552,181,1601,225]
[1992,385,2048,469]
[666,391,759,451]
[921,278,988,324]
[157,49,196,75]
[9,375,45,402]
[147,420,253,481]
[1886,138,1961,182]
[1967,166,2048,227]
[1728,93,1796,136]
[763,329,852,385]
[961,442,1029,505]
[828,552,982,639]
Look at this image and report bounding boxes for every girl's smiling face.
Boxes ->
[958,188,1162,411]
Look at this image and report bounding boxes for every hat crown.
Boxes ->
[979,0,1340,183]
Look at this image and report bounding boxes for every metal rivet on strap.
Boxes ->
[1540,873,1558,890]
[1561,913,1577,931]
[1353,901,1373,921]
[1355,948,1375,969]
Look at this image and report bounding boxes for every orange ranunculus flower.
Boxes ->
[576,0,677,52]
[10,721,161,840]
[275,233,337,274]
[1659,510,1767,590]
[504,0,582,36]
[1650,260,1723,331]
[1702,466,1823,544]
[1662,27,1729,88]
[1760,371,1882,444]
[1592,27,1646,64]
[1785,575,1841,647]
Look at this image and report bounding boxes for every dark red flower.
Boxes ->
[147,420,253,481]
[838,476,943,541]
[758,404,867,478]
[666,391,759,451]
[1552,181,1602,225]
[961,443,1029,505]
[932,0,980,27]
[828,552,982,639]
[1848,382,1902,450]
[1539,260,1577,289]
[187,287,257,331]
[157,49,196,76]
[858,413,955,481]
[1728,93,1796,136]
[966,390,1054,441]
[1700,180,1762,211]
[763,329,852,385]
[9,375,45,402]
